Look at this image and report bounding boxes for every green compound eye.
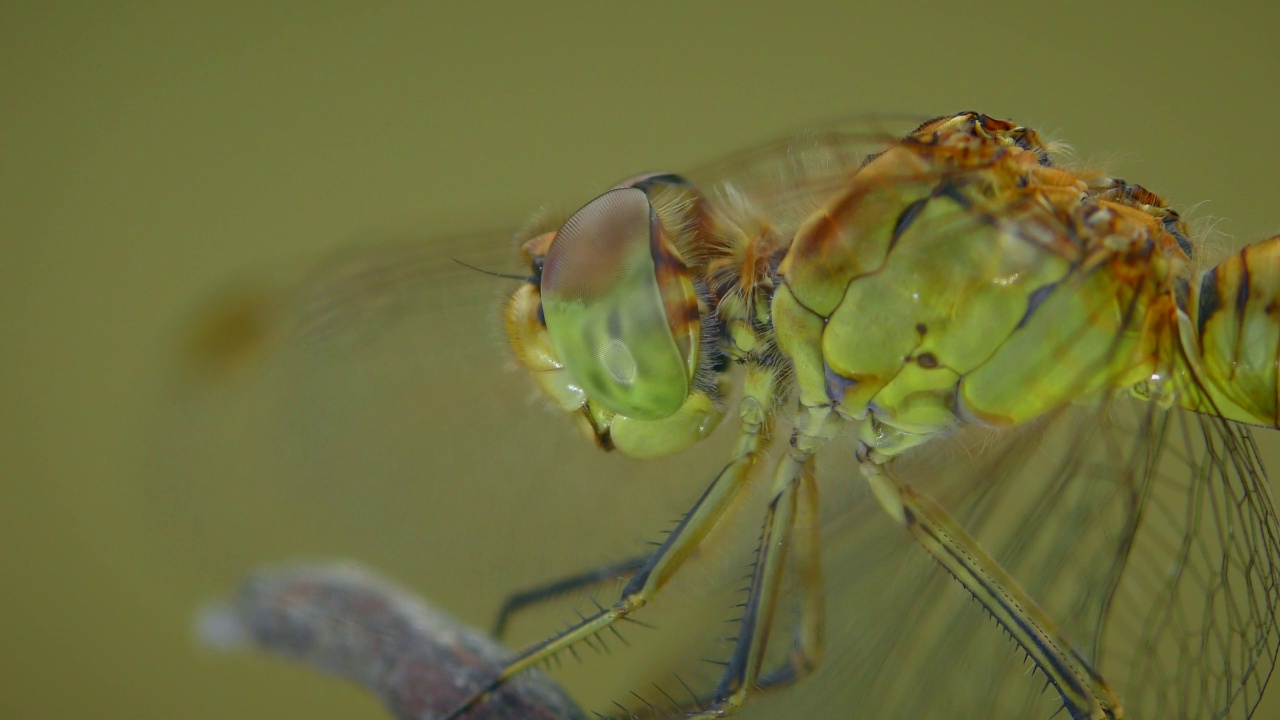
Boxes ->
[541,187,700,421]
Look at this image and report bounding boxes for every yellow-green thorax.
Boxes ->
[771,113,1195,458]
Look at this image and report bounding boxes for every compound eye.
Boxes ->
[541,187,699,420]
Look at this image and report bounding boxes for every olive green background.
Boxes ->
[5,2,1280,719]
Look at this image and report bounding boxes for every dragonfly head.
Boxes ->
[505,174,727,459]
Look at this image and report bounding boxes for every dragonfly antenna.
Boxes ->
[452,258,526,282]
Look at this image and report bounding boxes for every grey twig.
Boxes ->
[198,562,586,720]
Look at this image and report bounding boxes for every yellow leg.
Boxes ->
[669,402,845,719]
[489,455,825,720]
[678,454,826,719]
[443,367,779,720]
[864,462,1125,720]
[759,460,825,690]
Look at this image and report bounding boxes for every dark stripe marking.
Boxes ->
[1198,268,1221,341]
[891,197,930,250]
[1017,283,1058,330]
[935,181,972,209]
[824,364,856,403]
[1173,277,1190,314]
[1013,132,1052,167]
[1163,215,1193,257]
[1236,249,1252,321]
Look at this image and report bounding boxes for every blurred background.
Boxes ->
[4,2,1280,718]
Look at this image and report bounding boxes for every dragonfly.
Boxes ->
[178,112,1280,720]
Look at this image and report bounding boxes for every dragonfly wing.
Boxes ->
[790,393,1280,720]
[153,229,550,579]
[153,223,738,713]
[1097,408,1280,719]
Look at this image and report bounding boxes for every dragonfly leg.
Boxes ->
[442,367,779,720]
[490,556,648,639]
[862,461,1125,720]
[657,452,825,720]
[754,458,824,692]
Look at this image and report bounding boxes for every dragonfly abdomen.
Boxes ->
[1180,235,1280,428]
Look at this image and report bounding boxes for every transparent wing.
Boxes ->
[152,229,541,575]
[785,398,1279,720]
[683,115,923,226]
[1107,409,1280,718]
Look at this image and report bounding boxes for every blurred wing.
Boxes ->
[148,120,921,694]
[152,227,588,593]
[686,116,920,227]
[156,115,924,549]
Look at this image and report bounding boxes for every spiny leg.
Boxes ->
[676,453,825,719]
[644,403,845,719]
[591,457,825,720]
[757,459,824,691]
[492,556,649,639]
[863,461,1125,720]
[442,366,779,720]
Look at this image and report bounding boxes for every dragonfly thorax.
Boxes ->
[771,113,1199,459]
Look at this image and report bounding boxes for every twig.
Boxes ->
[197,562,587,720]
